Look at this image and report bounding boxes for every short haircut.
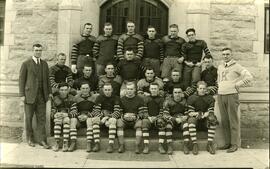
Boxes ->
[104,22,112,27]
[203,54,213,60]
[171,69,180,74]
[169,24,178,29]
[83,64,92,69]
[105,62,114,68]
[186,28,196,35]
[58,82,69,89]
[197,81,207,88]
[103,83,112,88]
[147,25,156,30]
[33,43,42,48]
[84,23,92,28]
[125,47,135,53]
[222,47,232,52]
[126,20,135,25]
[150,82,159,88]
[126,82,136,88]
[145,66,154,72]
[173,85,183,91]
[80,81,90,88]
[57,52,66,57]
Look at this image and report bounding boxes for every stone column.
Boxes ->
[186,0,210,43]
[57,0,82,65]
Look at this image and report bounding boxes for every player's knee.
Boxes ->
[70,118,78,128]
[142,119,150,129]
[63,117,70,124]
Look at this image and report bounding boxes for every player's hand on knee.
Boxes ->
[202,112,209,119]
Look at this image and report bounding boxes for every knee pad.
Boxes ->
[70,118,78,128]
[188,117,197,124]
[63,117,70,124]
[142,119,151,129]
[207,114,219,127]
[91,117,100,125]
[134,120,142,129]
[116,119,125,128]
[108,118,117,125]
[165,123,173,130]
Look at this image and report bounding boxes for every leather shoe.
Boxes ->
[219,144,231,150]
[28,140,35,147]
[227,144,238,153]
[40,141,51,149]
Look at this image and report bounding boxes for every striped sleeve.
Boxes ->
[159,41,164,63]
[136,40,144,59]
[66,67,74,87]
[92,41,100,59]
[71,44,79,65]
[202,40,211,56]
[49,66,59,89]
[207,97,215,114]
[117,35,125,60]
[207,85,218,95]
[162,100,172,120]
[184,85,196,98]
[181,43,188,60]
[137,80,145,95]
[69,102,78,118]
[111,101,122,119]
[92,104,102,117]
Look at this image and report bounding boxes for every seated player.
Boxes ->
[141,83,165,154]
[187,81,219,155]
[162,86,189,155]
[70,82,99,152]
[73,64,99,94]
[184,55,218,96]
[49,53,75,95]
[116,48,145,97]
[51,82,78,152]
[98,63,122,96]
[93,83,122,153]
[163,69,186,97]
[116,82,148,153]
[137,67,164,98]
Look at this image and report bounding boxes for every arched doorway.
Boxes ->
[99,0,168,38]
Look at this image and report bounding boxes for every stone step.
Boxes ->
[47,137,211,151]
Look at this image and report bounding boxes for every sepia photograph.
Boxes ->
[0,0,269,168]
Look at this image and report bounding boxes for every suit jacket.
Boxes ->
[19,57,52,104]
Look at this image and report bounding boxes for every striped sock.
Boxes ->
[93,124,100,143]
[182,122,190,142]
[109,125,116,144]
[165,128,172,143]
[54,123,62,140]
[70,128,77,141]
[86,127,93,142]
[158,129,165,143]
[208,125,216,142]
[189,123,197,143]
[142,128,149,144]
[63,123,70,142]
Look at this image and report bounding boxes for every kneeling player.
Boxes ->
[141,83,164,154]
[51,82,78,152]
[94,83,122,153]
[187,81,219,155]
[162,86,189,155]
[117,82,148,153]
[70,82,100,152]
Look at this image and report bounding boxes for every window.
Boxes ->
[0,0,5,46]
[265,4,269,54]
[100,0,168,38]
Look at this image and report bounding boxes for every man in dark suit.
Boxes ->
[19,43,52,148]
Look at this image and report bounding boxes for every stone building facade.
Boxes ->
[0,0,269,141]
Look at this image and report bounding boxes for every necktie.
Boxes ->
[37,59,40,65]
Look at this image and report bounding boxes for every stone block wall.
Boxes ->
[210,0,269,87]
[1,0,60,81]
[241,103,269,140]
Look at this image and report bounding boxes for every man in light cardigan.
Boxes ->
[217,47,253,153]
